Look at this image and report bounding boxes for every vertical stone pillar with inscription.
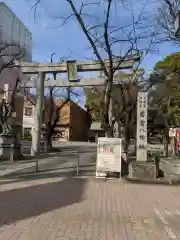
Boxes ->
[136,92,148,162]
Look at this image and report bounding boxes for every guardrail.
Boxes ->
[21,140,47,154]
[32,148,96,175]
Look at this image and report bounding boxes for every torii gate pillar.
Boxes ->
[31,72,45,156]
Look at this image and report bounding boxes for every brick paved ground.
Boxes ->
[0,176,180,240]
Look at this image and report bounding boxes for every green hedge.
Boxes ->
[20,136,32,141]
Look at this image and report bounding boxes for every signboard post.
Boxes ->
[96,137,122,179]
[169,128,176,156]
[176,128,180,156]
[136,92,148,162]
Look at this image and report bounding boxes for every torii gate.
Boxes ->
[16,54,141,156]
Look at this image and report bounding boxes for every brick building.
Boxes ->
[45,99,90,141]
[22,96,90,141]
[0,69,90,141]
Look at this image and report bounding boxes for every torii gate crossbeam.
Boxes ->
[16,53,141,74]
[17,54,141,157]
[21,77,135,88]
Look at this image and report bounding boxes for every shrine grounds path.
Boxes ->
[0,142,180,239]
[1,176,180,240]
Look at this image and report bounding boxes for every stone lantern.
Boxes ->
[0,115,23,161]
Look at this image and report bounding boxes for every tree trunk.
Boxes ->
[103,76,113,137]
[123,124,130,163]
[44,123,53,152]
[170,136,177,156]
[163,133,169,157]
[46,135,53,152]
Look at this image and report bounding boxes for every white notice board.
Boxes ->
[96,137,122,173]
[169,128,176,137]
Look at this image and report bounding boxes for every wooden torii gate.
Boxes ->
[16,54,141,156]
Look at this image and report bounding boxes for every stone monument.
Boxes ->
[136,92,148,162]
[128,92,158,179]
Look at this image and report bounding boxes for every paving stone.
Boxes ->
[0,173,180,239]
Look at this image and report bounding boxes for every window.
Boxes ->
[24,107,33,116]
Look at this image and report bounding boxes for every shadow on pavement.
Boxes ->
[0,166,96,185]
[17,164,96,175]
[22,145,97,159]
[0,177,87,226]
[22,151,75,160]
[126,178,180,186]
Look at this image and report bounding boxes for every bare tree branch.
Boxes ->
[156,0,180,45]
[29,0,156,145]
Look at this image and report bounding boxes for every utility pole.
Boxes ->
[31,72,45,156]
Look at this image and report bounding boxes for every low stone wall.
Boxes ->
[159,159,180,184]
[0,135,23,161]
[128,161,157,180]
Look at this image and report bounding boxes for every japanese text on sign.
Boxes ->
[137,92,147,151]
[98,144,114,153]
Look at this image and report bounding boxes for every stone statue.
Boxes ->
[0,99,13,135]
[0,84,22,160]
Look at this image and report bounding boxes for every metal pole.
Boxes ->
[76,156,79,175]
[10,144,14,162]
[31,72,45,156]
[36,158,39,172]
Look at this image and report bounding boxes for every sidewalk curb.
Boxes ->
[0,162,36,177]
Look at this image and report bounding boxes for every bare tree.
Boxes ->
[0,40,24,74]
[39,54,86,151]
[29,0,157,137]
[43,86,84,151]
[156,0,180,45]
[116,72,146,157]
[0,40,24,134]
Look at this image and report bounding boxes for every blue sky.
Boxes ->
[2,0,180,101]
[2,0,91,62]
[2,0,179,70]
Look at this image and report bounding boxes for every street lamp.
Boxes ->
[50,53,56,80]
[50,53,56,63]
